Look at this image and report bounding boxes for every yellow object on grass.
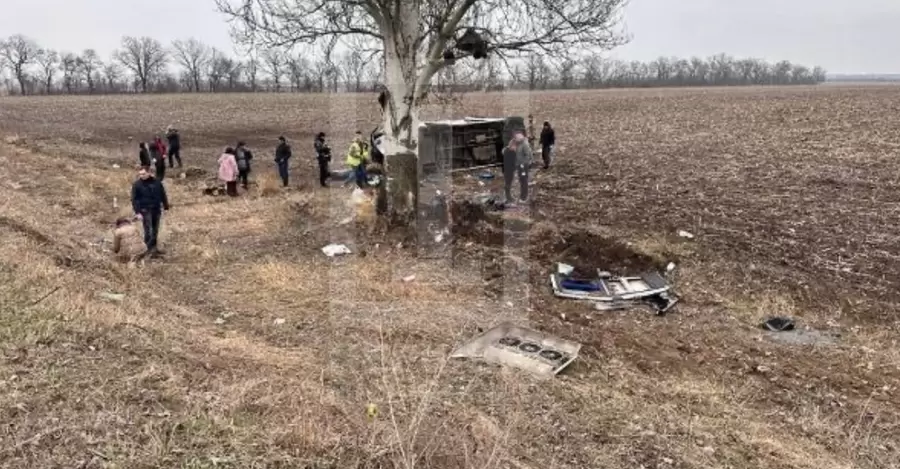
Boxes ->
[366,403,378,419]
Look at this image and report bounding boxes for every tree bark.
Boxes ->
[385,150,418,225]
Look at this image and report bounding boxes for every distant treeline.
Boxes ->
[827,74,900,82]
[0,33,827,96]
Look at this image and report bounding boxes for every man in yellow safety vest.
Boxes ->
[345,131,368,188]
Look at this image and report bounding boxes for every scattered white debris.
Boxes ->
[214,318,226,325]
[677,230,695,239]
[402,275,416,283]
[338,216,353,225]
[322,243,352,257]
[666,262,676,273]
[113,197,118,209]
[112,164,120,169]
[557,263,574,275]
[99,292,125,302]
[273,318,286,326]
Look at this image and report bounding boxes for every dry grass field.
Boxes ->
[1,85,900,469]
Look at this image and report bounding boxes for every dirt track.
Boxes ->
[1,86,899,468]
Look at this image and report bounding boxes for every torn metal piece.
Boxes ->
[451,322,581,378]
[761,317,795,332]
[551,272,671,302]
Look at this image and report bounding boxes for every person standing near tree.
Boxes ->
[345,131,368,189]
[503,130,533,205]
[235,141,254,190]
[131,167,170,257]
[218,147,240,197]
[314,132,331,188]
[275,136,292,187]
[539,121,555,169]
[166,127,182,168]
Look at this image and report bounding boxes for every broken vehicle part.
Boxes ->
[550,271,671,302]
[761,317,796,332]
[451,322,581,378]
[644,291,680,315]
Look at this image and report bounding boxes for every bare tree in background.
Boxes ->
[217,0,627,220]
[0,34,41,95]
[525,54,549,90]
[245,53,260,91]
[35,49,59,94]
[261,48,285,91]
[172,38,210,92]
[116,36,167,93]
[60,52,81,93]
[338,51,366,92]
[557,58,577,89]
[78,49,102,93]
[102,62,121,92]
[286,53,308,92]
[208,48,233,92]
[226,59,243,90]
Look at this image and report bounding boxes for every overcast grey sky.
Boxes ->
[2,0,899,74]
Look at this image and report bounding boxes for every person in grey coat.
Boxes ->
[503,130,533,204]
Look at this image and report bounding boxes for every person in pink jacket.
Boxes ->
[218,147,239,196]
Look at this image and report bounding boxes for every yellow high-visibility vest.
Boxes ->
[346,142,364,167]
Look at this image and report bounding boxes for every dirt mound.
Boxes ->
[534,228,662,274]
[449,199,488,237]
[182,167,208,179]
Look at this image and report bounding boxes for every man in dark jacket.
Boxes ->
[166,127,182,168]
[131,167,170,257]
[235,141,254,189]
[275,136,292,187]
[314,132,331,187]
[138,142,151,168]
[539,121,555,169]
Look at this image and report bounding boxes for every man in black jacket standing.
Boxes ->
[539,121,555,169]
[131,167,170,257]
[166,127,182,168]
[275,136,292,187]
[314,132,331,187]
[138,142,151,169]
[235,141,254,190]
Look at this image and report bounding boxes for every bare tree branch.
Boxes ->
[116,36,168,93]
[0,34,41,95]
[172,38,211,92]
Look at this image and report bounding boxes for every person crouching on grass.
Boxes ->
[112,217,147,265]
[218,147,240,197]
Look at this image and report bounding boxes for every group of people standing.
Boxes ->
[500,121,555,205]
[114,121,556,263]
[138,127,182,180]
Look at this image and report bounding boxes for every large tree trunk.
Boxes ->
[15,68,26,96]
[378,1,441,226]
